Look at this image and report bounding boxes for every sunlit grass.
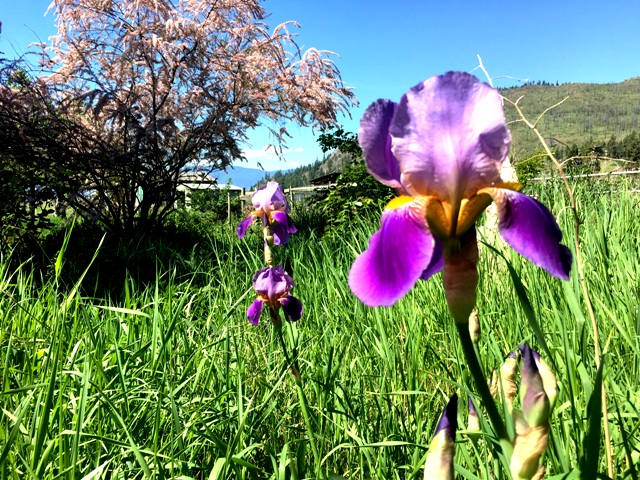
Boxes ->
[0,180,638,479]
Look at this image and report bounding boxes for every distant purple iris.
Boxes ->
[349,72,572,307]
[247,266,303,325]
[237,181,297,245]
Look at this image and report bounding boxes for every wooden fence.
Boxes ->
[531,169,640,193]
[531,169,640,181]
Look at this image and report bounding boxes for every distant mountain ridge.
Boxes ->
[247,150,354,190]
[212,165,291,190]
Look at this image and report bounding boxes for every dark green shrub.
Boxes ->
[514,152,547,185]
[186,182,242,221]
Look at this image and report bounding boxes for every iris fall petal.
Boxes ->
[272,211,297,233]
[237,215,254,238]
[487,188,573,280]
[420,236,444,280]
[280,295,303,321]
[272,222,290,246]
[247,299,263,326]
[349,201,436,307]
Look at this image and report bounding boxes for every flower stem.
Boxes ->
[263,225,274,266]
[456,321,513,460]
[274,315,322,478]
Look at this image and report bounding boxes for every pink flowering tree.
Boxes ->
[16,0,356,234]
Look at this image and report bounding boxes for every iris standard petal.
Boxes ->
[280,295,303,321]
[349,199,436,307]
[269,182,289,212]
[390,71,509,201]
[253,266,293,301]
[268,268,294,301]
[252,181,280,210]
[237,215,254,238]
[251,267,270,294]
[485,188,572,280]
[247,299,263,325]
[359,99,403,189]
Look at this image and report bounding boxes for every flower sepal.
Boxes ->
[424,394,458,480]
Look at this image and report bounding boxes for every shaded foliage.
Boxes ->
[513,151,546,185]
[553,130,640,175]
[0,61,83,248]
[318,158,394,233]
[317,126,362,156]
[185,182,242,221]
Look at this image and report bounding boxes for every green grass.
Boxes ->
[0,180,639,479]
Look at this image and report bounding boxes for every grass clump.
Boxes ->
[0,179,638,479]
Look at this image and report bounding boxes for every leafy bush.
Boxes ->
[318,159,394,233]
[513,151,547,185]
[312,127,395,234]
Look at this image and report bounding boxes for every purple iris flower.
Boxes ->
[349,72,572,308]
[237,181,297,245]
[247,266,303,325]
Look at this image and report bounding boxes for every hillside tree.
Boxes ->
[4,0,356,236]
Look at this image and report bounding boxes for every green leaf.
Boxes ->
[580,359,604,479]
[482,242,554,363]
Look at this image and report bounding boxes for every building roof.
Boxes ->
[178,171,243,191]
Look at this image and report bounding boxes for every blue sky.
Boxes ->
[2,0,640,171]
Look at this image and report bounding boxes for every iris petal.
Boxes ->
[253,266,294,302]
[390,71,510,201]
[359,99,403,189]
[349,201,436,307]
[252,181,282,210]
[272,222,290,246]
[237,215,254,238]
[486,188,572,280]
[272,211,297,233]
[247,299,263,325]
[280,295,303,321]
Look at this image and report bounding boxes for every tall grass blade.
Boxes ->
[482,242,554,362]
[580,359,604,479]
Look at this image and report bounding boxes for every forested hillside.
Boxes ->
[250,150,354,189]
[501,77,640,160]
